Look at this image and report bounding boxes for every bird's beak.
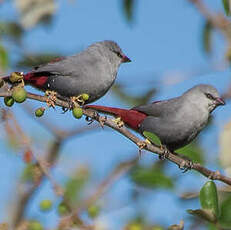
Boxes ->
[122,55,131,63]
[215,97,225,106]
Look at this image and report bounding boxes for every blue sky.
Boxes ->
[0,0,230,229]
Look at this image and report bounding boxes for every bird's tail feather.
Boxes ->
[84,105,128,116]
[85,104,147,130]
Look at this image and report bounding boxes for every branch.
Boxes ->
[1,90,231,187]
[59,157,138,228]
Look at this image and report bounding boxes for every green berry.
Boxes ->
[39,199,52,212]
[58,203,69,216]
[35,107,45,117]
[12,87,27,103]
[4,96,14,107]
[82,93,89,101]
[9,72,23,83]
[28,221,43,230]
[88,205,100,218]
[72,107,83,119]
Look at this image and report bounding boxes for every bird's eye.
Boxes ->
[116,52,123,58]
[205,93,214,100]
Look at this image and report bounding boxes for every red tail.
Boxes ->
[2,72,49,89]
[85,105,147,130]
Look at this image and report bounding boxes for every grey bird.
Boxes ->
[3,40,131,103]
[85,84,225,152]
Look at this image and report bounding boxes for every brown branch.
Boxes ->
[1,90,231,187]
[188,0,231,45]
[8,102,98,228]
[59,157,138,228]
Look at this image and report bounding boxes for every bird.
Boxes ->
[3,40,131,104]
[85,84,225,152]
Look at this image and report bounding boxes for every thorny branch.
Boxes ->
[1,90,230,187]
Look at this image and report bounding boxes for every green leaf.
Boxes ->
[200,181,219,219]
[64,167,89,203]
[0,22,23,42]
[123,0,134,22]
[219,195,231,228]
[177,142,204,164]
[207,223,219,230]
[130,165,174,189]
[143,131,161,146]
[21,163,34,182]
[187,209,217,223]
[0,45,8,71]
[202,21,213,54]
[223,0,230,16]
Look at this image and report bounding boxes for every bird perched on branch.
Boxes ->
[85,84,225,152]
[3,40,131,105]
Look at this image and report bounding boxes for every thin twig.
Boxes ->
[1,90,230,186]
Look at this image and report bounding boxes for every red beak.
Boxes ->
[122,55,131,63]
[215,97,225,106]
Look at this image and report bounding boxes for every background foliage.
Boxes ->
[0,0,231,229]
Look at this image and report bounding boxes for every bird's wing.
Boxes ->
[132,97,182,117]
[32,50,101,77]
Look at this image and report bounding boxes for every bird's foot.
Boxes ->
[70,96,81,109]
[159,145,170,160]
[70,94,89,107]
[88,111,107,127]
[45,90,57,108]
[137,139,151,149]
[62,107,69,113]
[137,139,151,157]
[99,116,107,128]
[112,117,124,128]
[179,160,193,173]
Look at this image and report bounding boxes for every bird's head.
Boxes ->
[184,84,225,113]
[91,40,131,66]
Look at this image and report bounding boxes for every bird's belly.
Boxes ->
[46,74,116,103]
[140,115,208,151]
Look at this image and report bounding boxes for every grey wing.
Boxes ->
[133,97,182,117]
[32,50,100,77]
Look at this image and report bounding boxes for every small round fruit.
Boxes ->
[88,205,100,218]
[28,221,43,230]
[12,87,27,103]
[72,107,83,119]
[4,96,14,107]
[35,108,45,117]
[58,203,69,216]
[82,93,89,101]
[9,72,23,83]
[39,199,52,212]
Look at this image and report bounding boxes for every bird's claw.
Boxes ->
[70,94,86,108]
[137,139,151,149]
[137,139,151,157]
[179,160,193,173]
[70,96,81,109]
[90,111,107,127]
[45,90,57,108]
[159,145,170,160]
[112,117,124,128]
[86,116,94,125]
[62,107,69,113]
[99,116,107,128]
